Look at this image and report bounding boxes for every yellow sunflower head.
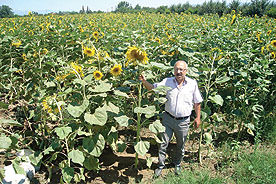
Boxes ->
[93,70,103,80]
[93,31,99,39]
[267,30,272,35]
[271,40,276,48]
[125,46,148,66]
[70,62,84,78]
[12,40,21,47]
[83,46,95,57]
[272,52,276,59]
[110,64,123,77]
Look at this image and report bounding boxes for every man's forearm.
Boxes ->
[141,80,154,91]
[194,103,201,119]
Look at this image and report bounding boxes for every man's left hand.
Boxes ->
[193,118,201,129]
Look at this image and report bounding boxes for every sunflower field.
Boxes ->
[0,12,275,183]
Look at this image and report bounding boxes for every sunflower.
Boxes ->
[71,62,84,78]
[42,48,48,55]
[22,53,28,61]
[93,31,99,40]
[83,46,95,57]
[42,96,52,114]
[12,40,21,47]
[230,14,236,25]
[267,30,272,36]
[93,70,103,80]
[110,64,123,76]
[271,40,276,48]
[272,52,276,59]
[125,46,148,66]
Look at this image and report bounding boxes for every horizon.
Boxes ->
[0,0,252,16]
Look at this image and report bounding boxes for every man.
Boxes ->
[139,60,203,177]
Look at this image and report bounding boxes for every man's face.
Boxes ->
[174,62,187,82]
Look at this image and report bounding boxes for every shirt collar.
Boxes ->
[173,77,188,86]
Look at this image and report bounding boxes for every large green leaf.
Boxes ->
[215,76,230,84]
[0,118,23,127]
[105,102,120,114]
[0,136,12,149]
[54,127,72,140]
[152,86,171,95]
[149,120,165,134]
[66,99,89,118]
[134,106,156,115]
[114,90,129,98]
[89,81,112,92]
[117,140,127,152]
[62,167,74,183]
[68,149,85,166]
[209,95,223,106]
[114,115,130,127]
[84,107,107,126]
[90,134,105,157]
[83,134,105,157]
[84,156,99,171]
[134,141,150,156]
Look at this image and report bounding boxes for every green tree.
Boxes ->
[0,5,14,18]
[115,1,132,13]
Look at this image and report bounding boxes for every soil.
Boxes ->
[29,128,236,184]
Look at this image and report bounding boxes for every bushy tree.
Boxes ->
[115,1,132,13]
[0,5,14,18]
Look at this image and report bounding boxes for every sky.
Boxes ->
[1,0,250,15]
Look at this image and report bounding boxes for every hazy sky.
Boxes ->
[1,0,251,13]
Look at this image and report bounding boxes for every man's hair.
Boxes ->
[174,60,188,68]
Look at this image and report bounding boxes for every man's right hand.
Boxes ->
[138,74,146,82]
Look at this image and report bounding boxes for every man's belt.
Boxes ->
[165,111,189,120]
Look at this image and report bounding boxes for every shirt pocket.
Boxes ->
[180,90,193,104]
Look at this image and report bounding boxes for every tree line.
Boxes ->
[114,0,276,18]
[0,0,275,18]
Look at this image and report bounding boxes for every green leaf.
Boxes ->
[89,81,112,92]
[90,134,105,157]
[68,150,85,166]
[146,157,153,168]
[215,76,230,84]
[149,120,165,134]
[152,86,171,95]
[150,62,171,70]
[105,102,120,114]
[204,133,213,144]
[12,162,25,175]
[114,115,130,127]
[62,167,74,183]
[83,137,95,153]
[73,79,87,86]
[45,81,56,88]
[201,111,208,121]
[154,97,167,104]
[0,101,9,109]
[134,106,156,115]
[134,141,150,156]
[66,99,89,118]
[83,134,105,157]
[0,118,22,127]
[209,95,223,106]
[114,90,129,98]
[29,152,43,166]
[0,136,12,149]
[84,107,107,126]
[84,156,99,171]
[117,140,126,152]
[55,127,72,140]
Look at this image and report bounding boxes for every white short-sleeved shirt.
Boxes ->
[153,76,203,117]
